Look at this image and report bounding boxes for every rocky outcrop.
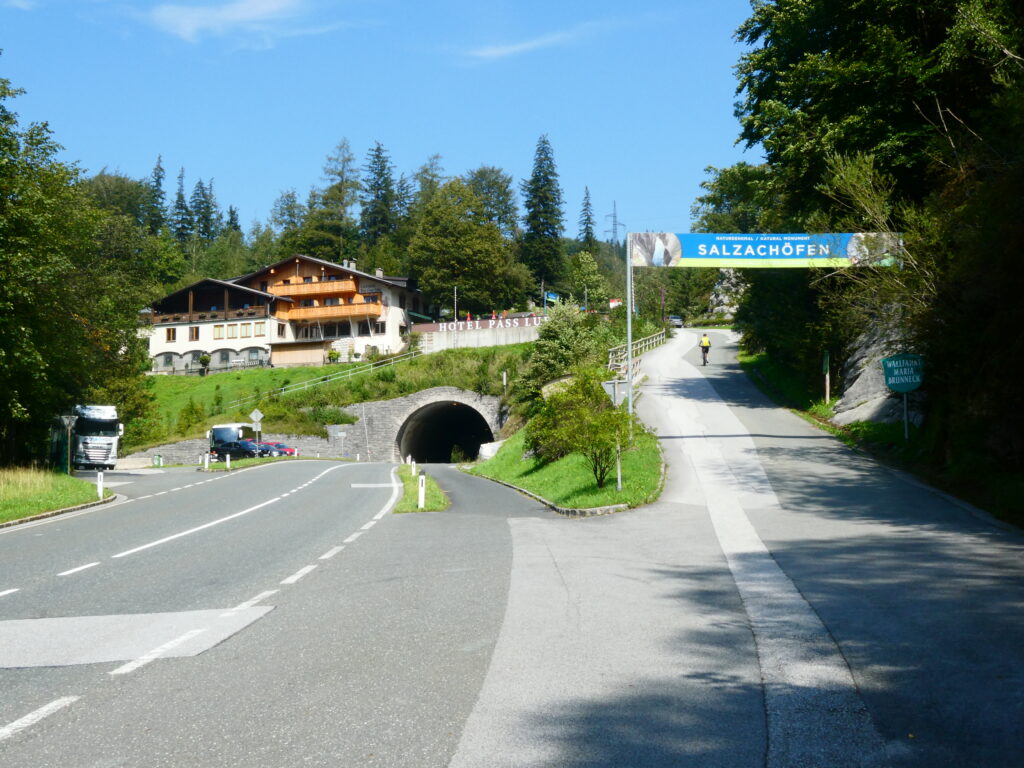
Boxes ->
[832,326,924,427]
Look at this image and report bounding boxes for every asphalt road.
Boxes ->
[2,332,1022,767]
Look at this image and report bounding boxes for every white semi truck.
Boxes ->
[59,404,123,471]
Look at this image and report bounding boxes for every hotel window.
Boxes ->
[166,328,176,342]
[241,324,252,338]
[375,321,386,334]
[219,351,230,364]
[303,276,313,283]
[254,321,265,337]
[189,326,199,341]
[249,349,260,361]
[163,353,173,367]
[277,323,286,338]
[301,299,314,307]
[191,351,202,363]
[227,325,238,339]
[213,325,224,340]
[324,297,340,306]
[327,274,338,281]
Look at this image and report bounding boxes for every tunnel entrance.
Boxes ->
[397,401,495,463]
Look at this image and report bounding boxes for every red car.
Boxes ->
[268,442,297,456]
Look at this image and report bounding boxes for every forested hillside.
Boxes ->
[0,71,648,465]
[694,0,1024,484]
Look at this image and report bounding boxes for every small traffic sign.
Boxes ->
[249,408,264,422]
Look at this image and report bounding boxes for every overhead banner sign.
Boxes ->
[628,232,901,268]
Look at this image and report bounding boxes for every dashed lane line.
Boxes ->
[281,565,317,585]
[0,697,80,743]
[0,588,19,598]
[58,562,100,577]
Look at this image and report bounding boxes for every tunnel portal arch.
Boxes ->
[396,399,495,462]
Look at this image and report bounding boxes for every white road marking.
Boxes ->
[154,491,167,496]
[58,562,99,577]
[111,497,281,558]
[0,697,79,743]
[138,495,153,499]
[0,588,19,598]
[343,531,364,544]
[231,590,278,610]
[280,565,316,585]
[319,546,345,560]
[352,483,394,488]
[109,628,207,676]
[220,590,278,617]
[360,520,376,530]
[170,487,182,492]
[374,468,402,519]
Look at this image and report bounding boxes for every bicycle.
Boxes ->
[700,345,710,366]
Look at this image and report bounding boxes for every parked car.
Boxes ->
[668,315,683,327]
[268,443,297,456]
[210,441,258,461]
[257,442,283,457]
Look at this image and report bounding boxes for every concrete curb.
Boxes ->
[0,492,120,530]
[463,470,629,518]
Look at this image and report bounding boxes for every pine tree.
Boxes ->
[190,179,221,244]
[360,141,398,247]
[143,155,166,235]
[578,186,598,254]
[225,205,241,232]
[520,135,565,286]
[169,168,193,249]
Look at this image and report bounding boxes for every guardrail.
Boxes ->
[224,349,423,410]
[607,330,667,372]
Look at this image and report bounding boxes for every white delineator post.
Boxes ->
[225,453,231,471]
[418,474,426,509]
[96,471,104,500]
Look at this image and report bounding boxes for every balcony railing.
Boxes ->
[267,279,357,297]
[149,306,271,324]
[280,303,384,321]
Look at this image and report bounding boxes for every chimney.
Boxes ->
[342,260,349,269]
[350,259,357,271]
[375,267,384,278]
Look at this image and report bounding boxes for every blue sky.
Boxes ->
[2,0,761,236]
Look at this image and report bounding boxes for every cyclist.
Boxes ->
[698,333,712,366]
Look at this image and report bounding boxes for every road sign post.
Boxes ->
[881,354,924,441]
[60,414,77,474]
[601,379,626,492]
[249,409,264,446]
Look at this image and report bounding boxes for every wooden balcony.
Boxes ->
[149,306,271,324]
[268,279,356,297]
[280,303,384,321]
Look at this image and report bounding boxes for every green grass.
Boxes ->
[394,465,450,512]
[471,427,663,510]
[149,365,356,427]
[0,468,112,524]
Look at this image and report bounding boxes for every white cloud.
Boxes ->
[150,0,309,43]
[3,0,38,10]
[467,19,612,61]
